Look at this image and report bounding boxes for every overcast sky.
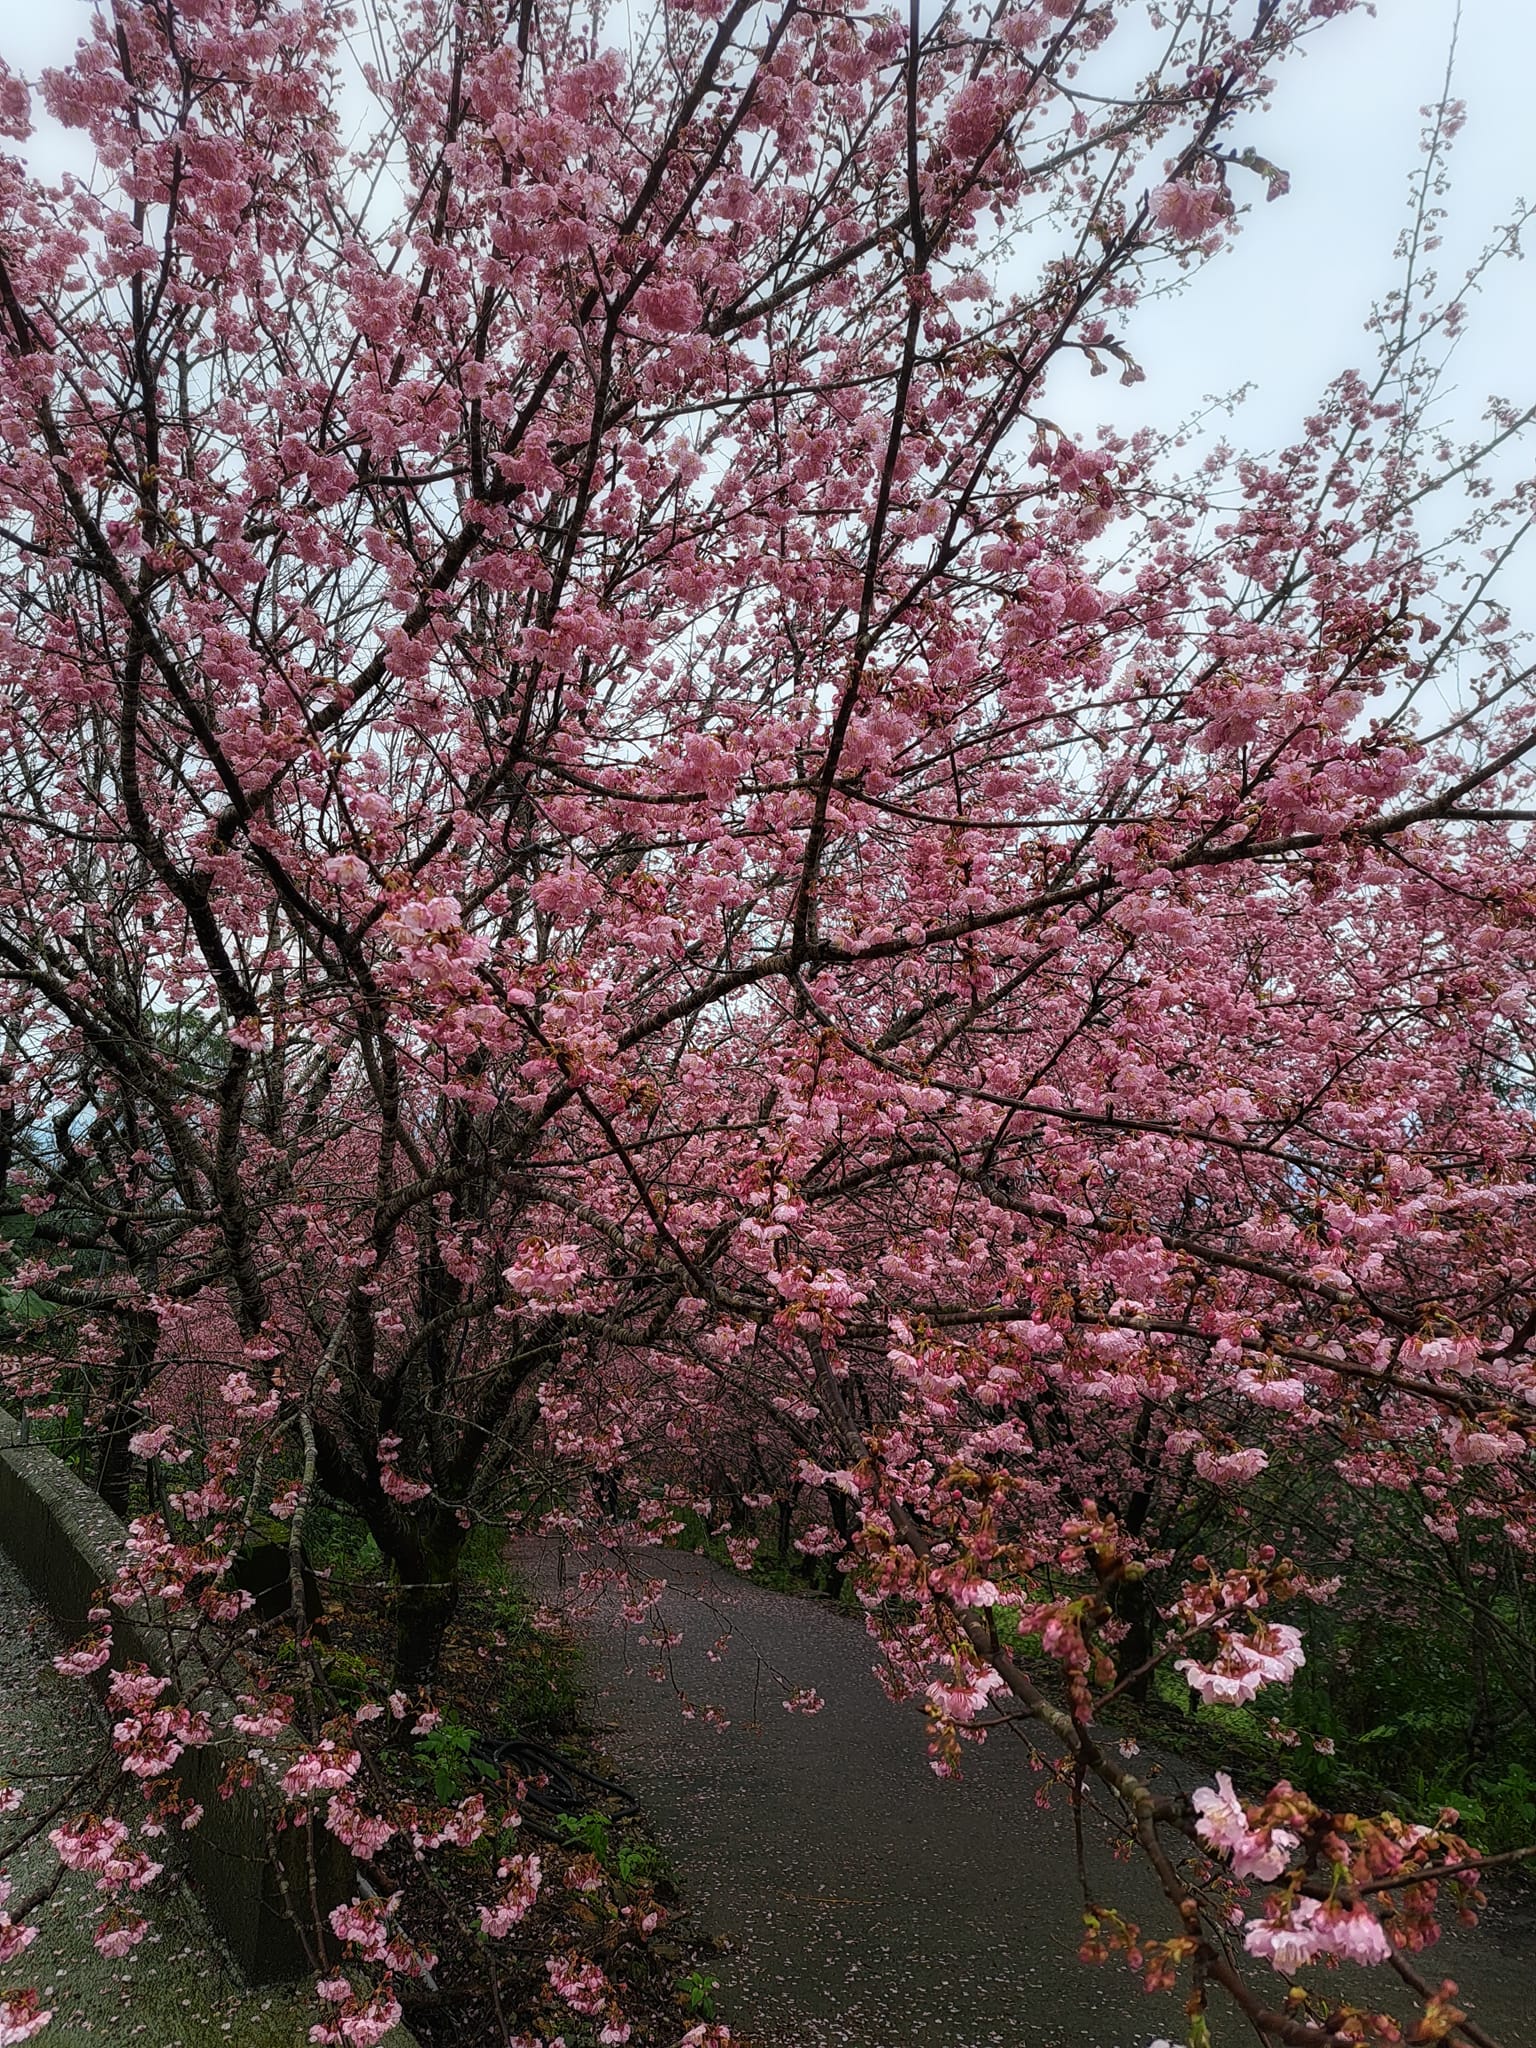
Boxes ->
[1046,0,1532,459]
[3,1,1529,467]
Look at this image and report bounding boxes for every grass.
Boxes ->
[456,1521,586,1739]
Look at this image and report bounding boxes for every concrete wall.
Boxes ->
[0,1410,354,1984]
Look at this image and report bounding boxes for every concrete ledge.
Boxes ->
[0,1410,354,1985]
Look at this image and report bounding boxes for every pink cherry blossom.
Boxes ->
[1195,1446,1270,1487]
[1150,179,1224,241]
[325,1794,396,1859]
[0,1992,51,2045]
[927,1669,1006,1722]
[1314,1903,1394,1967]
[1192,1774,1298,1881]
[282,1743,361,1800]
[0,1882,37,1970]
[418,1794,490,1851]
[49,1816,130,1874]
[307,1976,403,2048]
[1244,1895,1395,1975]
[105,1668,168,1715]
[52,1633,112,1679]
[91,1915,148,1961]
[1191,1772,1248,1854]
[127,1424,187,1464]
[1178,1624,1305,1706]
[232,1696,293,1739]
[547,1953,611,2016]
[0,8,1528,2045]
[1243,1896,1327,1975]
[479,1854,543,1937]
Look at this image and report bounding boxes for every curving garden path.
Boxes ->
[518,1543,1536,2048]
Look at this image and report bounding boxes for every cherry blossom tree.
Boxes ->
[1,0,1535,2042]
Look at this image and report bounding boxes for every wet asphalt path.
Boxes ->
[516,1543,1536,2048]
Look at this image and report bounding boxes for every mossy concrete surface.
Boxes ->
[0,1539,320,2045]
[0,1415,418,2044]
[0,1407,355,1983]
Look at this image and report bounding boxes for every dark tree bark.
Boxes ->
[377,1509,471,1689]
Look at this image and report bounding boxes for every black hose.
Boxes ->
[467,1734,639,1820]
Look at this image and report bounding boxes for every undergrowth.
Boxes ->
[306,1495,584,1740]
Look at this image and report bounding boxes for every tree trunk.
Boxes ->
[1116,1574,1156,1706]
[94,1402,138,1518]
[94,1308,158,1518]
[388,1518,468,1688]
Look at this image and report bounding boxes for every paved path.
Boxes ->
[522,1544,1536,2048]
[0,1546,319,2048]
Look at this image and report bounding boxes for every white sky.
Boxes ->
[3,0,1530,487]
[1045,0,1533,458]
